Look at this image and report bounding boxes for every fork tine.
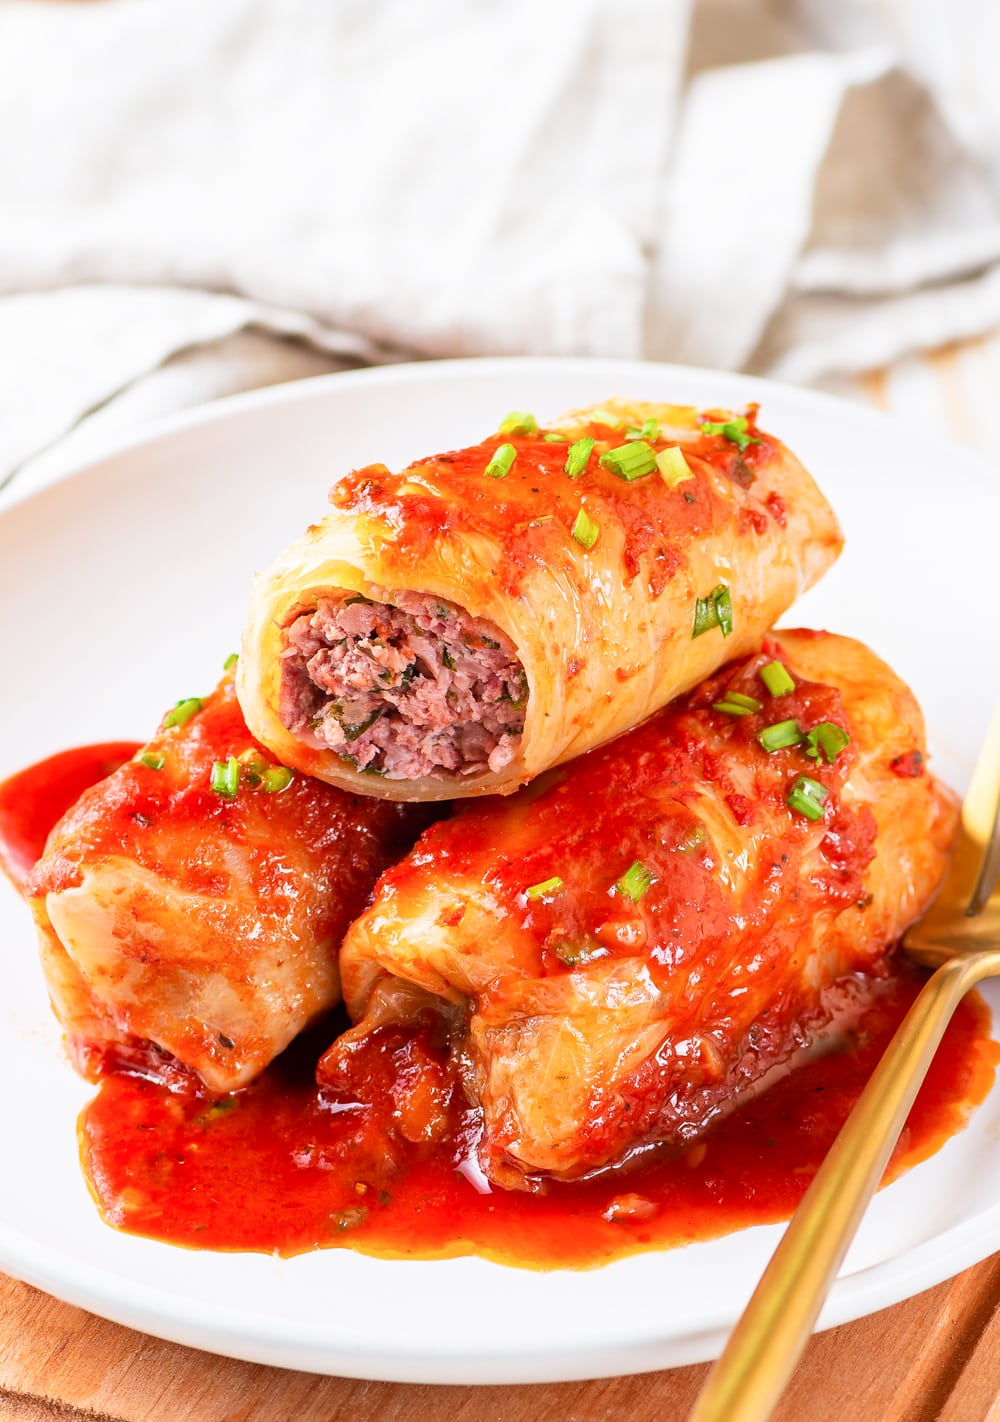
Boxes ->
[964,700,1000,917]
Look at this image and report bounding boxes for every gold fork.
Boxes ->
[690,704,1000,1422]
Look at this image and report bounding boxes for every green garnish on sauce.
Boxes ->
[210,757,240,798]
[787,775,829,821]
[626,417,661,442]
[223,653,239,671]
[760,660,795,696]
[136,751,165,770]
[262,765,294,794]
[692,584,733,639]
[526,876,564,900]
[599,440,657,481]
[656,446,693,487]
[485,443,517,479]
[498,411,538,436]
[564,437,595,479]
[238,751,267,786]
[701,416,759,453]
[543,431,569,442]
[713,691,762,718]
[164,697,203,729]
[616,860,655,902]
[804,723,850,765]
[571,508,600,550]
[757,719,803,753]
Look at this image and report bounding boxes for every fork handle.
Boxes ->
[689,948,1000,1422]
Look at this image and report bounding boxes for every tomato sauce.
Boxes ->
[0,742,139,891]
[331,407,780,600]
[2,746,997,1270]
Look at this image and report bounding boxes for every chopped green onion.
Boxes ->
[715,586,733,637]
[692,593,719,639]
[485,443,517,479]
[713,691,762,717]
[571,508,600,550]
[543,431,569,442]
[626,417,661,442]
[136,751,165,770]
[164,697,203,729]
[223,652,239,671]
[656,446,693,487]
[758,719,804,753]
[262,765,294,793]
[787,774,829,821]
[701,416,759,453]
[804,722,850,765]
[616,860,655,902]
[344,593,373,607]
[498,411,538,436]
[760,660,795,697]
[210,757,240,798]
[238,750,267,786]
[692,584,733,639]
[564,437,595,479]
[526,875,564,900]
[600,440,657,481]
[588,409,621,429]
[725,691,761,712]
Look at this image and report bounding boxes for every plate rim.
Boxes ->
[2,354,996,517]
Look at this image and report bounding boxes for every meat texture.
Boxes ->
[26,673,433,1092]
[320,631,957,1187]
[281,590,527,780]
[238,400,843,800]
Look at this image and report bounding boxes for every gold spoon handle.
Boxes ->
[689,948,1000,1422]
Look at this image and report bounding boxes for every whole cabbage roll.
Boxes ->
[238,401,842,800]
[319,631,957,1187]
[26,672,432,1092]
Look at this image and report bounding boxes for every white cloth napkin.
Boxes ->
[3,0,1000,498]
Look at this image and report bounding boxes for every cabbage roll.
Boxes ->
[238,401,842,800]
[26,672,432,1092]
[319,631,957,1186]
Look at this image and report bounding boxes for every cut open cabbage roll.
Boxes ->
[26,673,433,1092]
[319,631,957,1186]
[238,401,842,800]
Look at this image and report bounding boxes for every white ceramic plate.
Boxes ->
[1,357,998,1385]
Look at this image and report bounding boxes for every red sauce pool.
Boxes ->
[0,742,141,891]
[2,746,997,1269]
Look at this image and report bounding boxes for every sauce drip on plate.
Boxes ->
[2,746,997,1269]
[0,742,139,891]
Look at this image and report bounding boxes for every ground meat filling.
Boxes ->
[279,590,528,779]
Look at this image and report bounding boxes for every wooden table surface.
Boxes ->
[1,1255,999,1421]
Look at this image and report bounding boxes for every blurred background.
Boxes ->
[3,0,1000,497]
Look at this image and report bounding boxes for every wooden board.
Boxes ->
[2,1255,999,1422]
